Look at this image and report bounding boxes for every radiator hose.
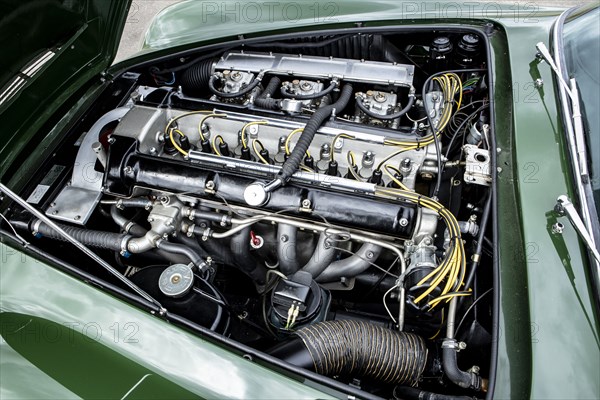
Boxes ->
[34,220,126,251]
[269,319,427,385]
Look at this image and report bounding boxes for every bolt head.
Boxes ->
[552,222,564,234]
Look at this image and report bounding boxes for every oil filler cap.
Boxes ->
[158,264,194,298]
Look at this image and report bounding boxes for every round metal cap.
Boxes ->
[244,182,269,206]
[158,264,194,298]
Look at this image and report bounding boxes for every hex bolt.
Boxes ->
[366,251,374,259]
[362,151,375,168]
[74,215,81,221]
[552,222,564,234]
[205,181,215,191]
[399,218,409,227]
[458,342,467,350]
[280,235,289,243]
[534,78,543,88]
[123,166,133,175]
[301,199,311,208]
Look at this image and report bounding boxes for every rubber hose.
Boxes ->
[110,206,146,237]
[230,226,267,285]
[180,58,215,96]
[280,81,337,100]
[301,233,338,278]
[271,320,427,385]
[442,340,483,390]
[277,223,300,275]
[118,198,153,208]
[34,220,125,251]
[278,84,353,184]
[254,76,281,110]
[315,243,383,282]
[355,92,415,120]
[208,74,261,98]
[394,386,476,400]
[174,233,209,259]
[156,241,204,268]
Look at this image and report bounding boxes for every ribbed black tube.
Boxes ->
[180,59,215,97]
[272,319,427,385]
[34,220,125,251]
[278,84,353,184]
[254,76,281,110]
[355,93,415,120]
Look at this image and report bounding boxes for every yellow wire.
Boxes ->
[241,120,268,149]
[168,129,189,157]
[428,308,444,340]
[374,186,467,309]
[252,139,270,165]
[211,135,224,156]
[330,133,354,162]
[285,128,311,158]
[346,151,364,181]
[383,164,411,191]
[375,146,418,171]
[198,113,227,141]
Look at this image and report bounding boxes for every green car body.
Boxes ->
[1,1,598,398]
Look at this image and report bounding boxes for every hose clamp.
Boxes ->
[120,235,133,256]
[31,219,42,236]
[441,338,459,349]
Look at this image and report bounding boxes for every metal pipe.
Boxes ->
[316,243,383,282]
[208,213,408,330]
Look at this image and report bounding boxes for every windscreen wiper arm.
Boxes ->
[536,42,589,182]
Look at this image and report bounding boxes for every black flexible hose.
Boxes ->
[34,220,126,251]
[156,241,205,268]
[276,84,353,186]
[280,81,337,100]
[254,76,281,110]
[355,91,415,120]
[442,340,484,390]
[269,319,428,385]
[110,206,146,237]
[394,386,476,400]
[208,74,261,98]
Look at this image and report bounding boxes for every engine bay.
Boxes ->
[5,29,495,399]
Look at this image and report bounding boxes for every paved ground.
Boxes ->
[114,0,595,63]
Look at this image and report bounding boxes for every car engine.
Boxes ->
[7,31,494,399]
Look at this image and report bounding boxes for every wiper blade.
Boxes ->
[0,183,166,313]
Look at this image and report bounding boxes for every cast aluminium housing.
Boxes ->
[214,51,415,87]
